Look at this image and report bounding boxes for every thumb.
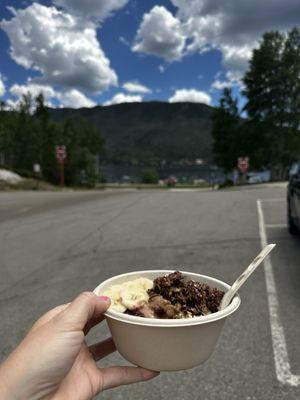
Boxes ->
[57,292,110,333]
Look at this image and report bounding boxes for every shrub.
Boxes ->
[141,169,159,184]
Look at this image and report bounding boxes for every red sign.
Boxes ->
[55,145,67,164]
[238,157,249,174]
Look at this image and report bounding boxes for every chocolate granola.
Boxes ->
[127,271,224,319]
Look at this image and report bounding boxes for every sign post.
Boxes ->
[55,146,67,187]
[238,157,249,184]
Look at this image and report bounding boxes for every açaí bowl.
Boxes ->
[93,270,240,371]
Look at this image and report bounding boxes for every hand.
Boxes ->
[0,292,159,400]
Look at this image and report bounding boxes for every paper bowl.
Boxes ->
[93,270,240,371]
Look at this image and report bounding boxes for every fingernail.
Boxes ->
[99,296,110,302]
[142,369,160,380]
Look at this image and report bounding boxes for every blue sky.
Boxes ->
[0,0,299,109]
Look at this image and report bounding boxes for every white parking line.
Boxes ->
[260,198,286,203]
[169,189,207,192]
[257,199,300,387]
[265,224,287,229]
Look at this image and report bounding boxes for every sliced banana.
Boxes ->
[120,287,149,310]
[135,278,153,291]
[101,278,153,313]
[102,286,126,313]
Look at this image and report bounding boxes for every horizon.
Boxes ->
[49,99,216,111]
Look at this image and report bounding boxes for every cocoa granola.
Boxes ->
[127,271,224,319]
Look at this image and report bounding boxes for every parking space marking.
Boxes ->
[170,189,207,192]
[260,198,286,203]
[257,199,300,387]
[265,224,287,229]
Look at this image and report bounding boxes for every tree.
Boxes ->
[212,88,241,172]
[282,27,300,131]
[52,118,105,186]
[0,92,105,187]
[243,29,300,179]
[0,101,8,165]
[141,168,159,184]
[10,93,38,170]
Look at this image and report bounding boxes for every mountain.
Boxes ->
[49,101,214,165]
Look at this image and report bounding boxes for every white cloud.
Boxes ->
[5,99,19,111]
[53,0,129,21]
[58,89,97,108]
[221,45,253,74]
[132,6,185,62]
[9,81,96,109]
[134,1,300,77]
[119,36,129,46]
[210,70,243,92]
[123,81,151,94]
[9,82,56,108]
[176,0,300,73]
[1,3,117,93]
[10,82,56,101]
[211,80,232,91]
[169,89,211,105]
[158,65,165,73]
[104,93,143,106]
[0,75,5,97]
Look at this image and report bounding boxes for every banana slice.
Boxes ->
[135,278,153,291]
[101,278,153,313]
[120,287,149,310]
[102,286,126,313]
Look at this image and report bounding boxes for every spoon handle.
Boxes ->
[220,243,276,310]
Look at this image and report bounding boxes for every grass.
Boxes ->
[95,182,211,190]
[0,180,212,192]
[0,179,57,191]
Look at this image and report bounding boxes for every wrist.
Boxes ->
[0,364,17,400]
[0,345,36,400]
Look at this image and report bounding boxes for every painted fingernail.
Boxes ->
[99,296,110,302]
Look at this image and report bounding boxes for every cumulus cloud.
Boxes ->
[10,82,56,101]
[58,89,97,108]
[104,92,143,106]
[9,82,57,108]
[169,89,211,105]
[9,81,96,109]
[132,6,185,62]
[135,1,300,75]
[176,0,300,72]
[123,81,151,94]
[220,45,253,74]
[0,75,5,97]
[210,80,232,91]
[119,36,130,46]
[172,0,300,41]
[1,3,117,93]
[210,70,244,92]
[53,0,129,21]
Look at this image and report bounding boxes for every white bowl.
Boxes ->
[93,270,240,371]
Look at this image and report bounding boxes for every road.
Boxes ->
[0,185,299,400]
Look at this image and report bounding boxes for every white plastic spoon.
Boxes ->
[220,243,276,310]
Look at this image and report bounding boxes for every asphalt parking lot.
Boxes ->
[0,184,299,399]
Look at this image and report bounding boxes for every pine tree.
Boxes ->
[212,88,241,172]
[243,28,300,178]
[282,27,300,131]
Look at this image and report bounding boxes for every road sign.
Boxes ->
[238,157,249,174]
[55,145,67,164]
[33,163,41,173]
[55,145,67,187]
